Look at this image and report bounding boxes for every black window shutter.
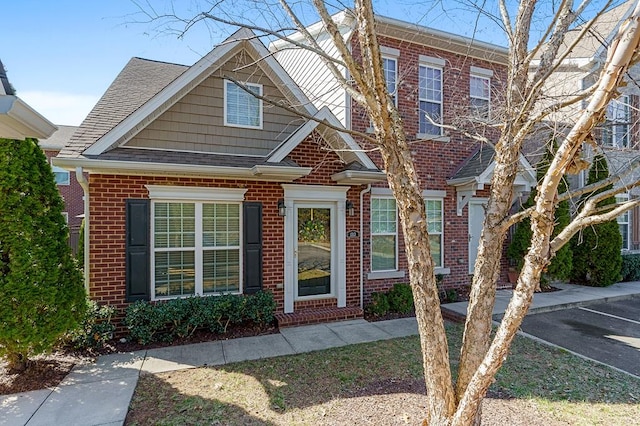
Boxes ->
[243,202,263,294]
[125,199,151,301]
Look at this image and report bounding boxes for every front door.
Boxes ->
[296,205,333,297]
[468,200,487,274]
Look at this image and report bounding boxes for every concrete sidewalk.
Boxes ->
[2,281,639,426]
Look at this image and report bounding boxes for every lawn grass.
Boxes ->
[125,323,640,425]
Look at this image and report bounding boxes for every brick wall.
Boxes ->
[347,35,510,304]
[87,133,363,315]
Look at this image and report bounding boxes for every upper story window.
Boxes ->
[224,80,262,129]
[419,56,444,136]
[470,75,490,119]
[469,66,493,120]
[51,159,70,185]
[382,56,397,106]
[603,95,630,148]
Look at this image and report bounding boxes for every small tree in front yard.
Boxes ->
[570,155,622,286]
[0,138,86,371]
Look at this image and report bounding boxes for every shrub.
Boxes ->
[123,291,276,345]
[387,283,414,314]
[570,155,622,287]
[0,138,86,371]
[508,139,572,283]
[66,300,116,349]
[621,253,640,282]
[366,292,390,316]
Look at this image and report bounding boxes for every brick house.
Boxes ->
[271,12,536,300]
[54,28,390,325]
[39,125,84,252]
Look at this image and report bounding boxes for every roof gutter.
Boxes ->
[0,95,57,140]
[53,157,313,181]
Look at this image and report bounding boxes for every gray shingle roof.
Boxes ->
[94,147,299,168]
[0,59,15,96]
[39,125,78,150]
[450,145,495,181]
[59,58,187,158]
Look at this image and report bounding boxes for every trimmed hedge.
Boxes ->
[621,253,640,282]
[123,291,276,345]
[366,283,414,316]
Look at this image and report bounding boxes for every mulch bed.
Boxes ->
[0,323,277,396]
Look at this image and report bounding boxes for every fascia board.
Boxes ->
[53,157,312,181]
[0,95,57,139]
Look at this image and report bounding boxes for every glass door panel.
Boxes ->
[297,207,331,296]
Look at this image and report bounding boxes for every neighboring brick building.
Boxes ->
[272,12,536,303]
[39,125,84,252]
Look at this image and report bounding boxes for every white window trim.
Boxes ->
[147,185,246,301]
[425,197,444,268]
[604,95,630,148]
[617,193,631,251]
[418,62,443,136]
[382,54,398,107]
[223,79,263,130]
[370,196,399,273]
[51,159,70,186]
[470,74,491,119]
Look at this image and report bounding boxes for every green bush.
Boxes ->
[0,138,86,371]
[570,155,622,287]
[508,139,572,283]
[123,291,276,345]
[65,300,116,349]
[387,283,414,314]
[366,292,390,316]
[621,253,640,282]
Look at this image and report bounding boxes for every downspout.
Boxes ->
[75,167,90,294]
[359,184,371,309]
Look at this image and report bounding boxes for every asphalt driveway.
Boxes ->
[519,297,640,376]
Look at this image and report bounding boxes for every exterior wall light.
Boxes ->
[278,199,286,217]
[346,200,355,217]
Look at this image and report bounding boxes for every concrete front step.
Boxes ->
[275,306,364,328]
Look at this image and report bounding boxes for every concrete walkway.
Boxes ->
[2,281,639,426]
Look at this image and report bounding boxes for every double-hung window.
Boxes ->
[149,186,245,299]
[603,95,630,148]
[425,198,444,267]
[419,58,443,135]
[470,75,490,119]
[224,80,262,129]
[383,56,398,106]
[371,197,398,271]
[617,193,630,250]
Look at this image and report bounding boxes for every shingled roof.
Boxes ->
[59,58,187,158]
[449,145,495,181]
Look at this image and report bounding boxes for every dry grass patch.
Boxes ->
[126,324,640,425]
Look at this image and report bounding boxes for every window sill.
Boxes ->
[435,267,451,275]
[415,134,450,142]
[367,270,406,280]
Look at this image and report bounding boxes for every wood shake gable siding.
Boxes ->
[126,52,305,156]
